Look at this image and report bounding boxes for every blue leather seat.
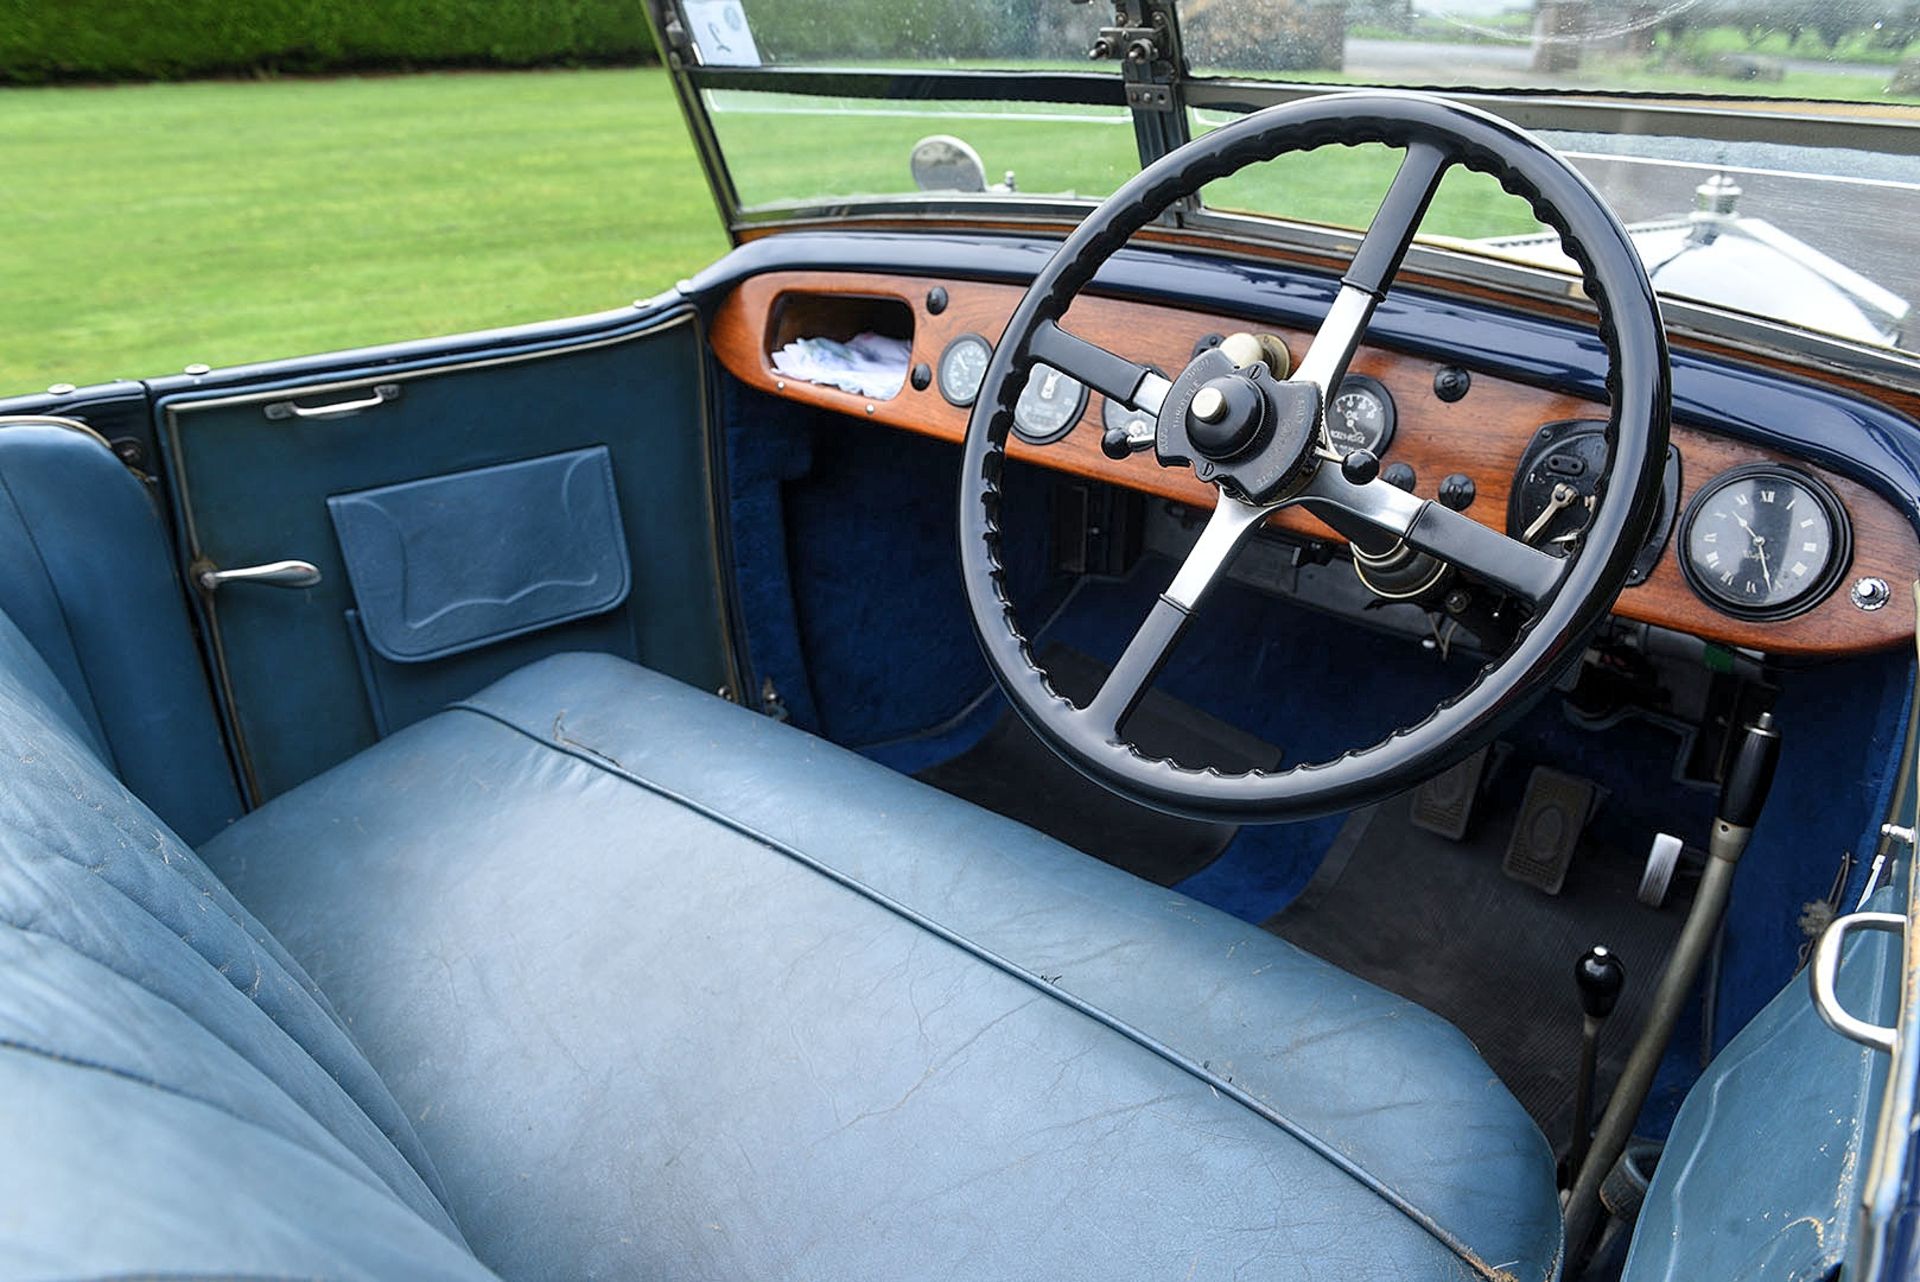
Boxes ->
[1,571,1560,1276]
[0,419,240,841]
[196,652,1563,1280]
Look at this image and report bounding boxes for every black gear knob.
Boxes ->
[1575,946,1626,1020]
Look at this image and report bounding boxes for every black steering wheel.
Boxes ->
[959,90,1670,823]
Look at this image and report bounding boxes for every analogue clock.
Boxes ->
[1679,464,1850,620]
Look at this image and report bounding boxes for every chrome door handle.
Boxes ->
[263,383,401,420]
[195,559,322,592]
[1811,910,1905,1053]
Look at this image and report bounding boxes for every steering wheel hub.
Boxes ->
[1187,376,1265,459]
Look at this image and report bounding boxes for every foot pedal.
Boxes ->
[1410,745,1491,840]
[1504,767,1597,895]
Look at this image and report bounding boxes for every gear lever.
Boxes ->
[1564,711,1783,1257]
[1568,946,1626,1181]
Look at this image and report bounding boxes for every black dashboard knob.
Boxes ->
[1382,461,1417,492]
[1438,472,1476,511]
[1341,448,1380,486]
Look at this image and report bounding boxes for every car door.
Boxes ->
[98,296,739,805]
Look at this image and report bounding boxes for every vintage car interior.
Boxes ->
[10,3,1920,1281]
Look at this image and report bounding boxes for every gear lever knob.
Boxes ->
[1575,946,1626,1020]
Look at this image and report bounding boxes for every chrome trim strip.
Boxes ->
[0,413,115,451]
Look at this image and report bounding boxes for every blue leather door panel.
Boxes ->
[156,310,736,801]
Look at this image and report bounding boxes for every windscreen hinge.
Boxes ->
[1088,3,1179,114]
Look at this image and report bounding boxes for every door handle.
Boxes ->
[195,559,323,592]
[263,383,401,420]
[1811,910,1905,1053]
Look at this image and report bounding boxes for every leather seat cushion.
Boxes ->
[202,653,1561,1281]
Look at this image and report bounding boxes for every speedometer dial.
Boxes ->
[1327,374,1396,457]
[936,334,992,407]
[1680,464,1850,620]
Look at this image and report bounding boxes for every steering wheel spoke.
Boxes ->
[1292,461,1565,604]
[1293,141,1452,399]
[1080,495,1267,736]
[1028,321,1172,415]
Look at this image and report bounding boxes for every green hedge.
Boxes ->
[0,0,659,83]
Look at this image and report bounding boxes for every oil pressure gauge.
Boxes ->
[1327,374,1396,457]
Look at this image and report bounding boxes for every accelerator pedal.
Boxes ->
[1409,744,1493,840]
[1503,767,1598,895]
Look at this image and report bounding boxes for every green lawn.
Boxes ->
[3,59,1902,394]
[0,68,1546,395]
[0,69,730,393]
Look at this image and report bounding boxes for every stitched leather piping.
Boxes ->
[452,694,1549,1282]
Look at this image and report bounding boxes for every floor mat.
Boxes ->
[1264,781,1692,1147]
[916,647,1281,886]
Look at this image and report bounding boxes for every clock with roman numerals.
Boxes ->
[1679,463,1851,621]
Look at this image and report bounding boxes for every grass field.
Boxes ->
[0,69,730,392]
[0,68,1548,393]
[1,56,1908,393]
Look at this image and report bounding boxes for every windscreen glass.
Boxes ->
[685,0,1103,68]
[1182,1,1920,119]
[706,91,1138,210]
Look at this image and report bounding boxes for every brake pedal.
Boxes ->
[1504,767,1597,895]
[1409,745,1491,840]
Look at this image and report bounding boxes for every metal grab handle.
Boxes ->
[263,383,401,421]
[1811,910,1906,1053]
[195,559,322,592]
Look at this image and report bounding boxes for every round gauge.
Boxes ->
[1679,464,1851,620]
[936,333,993,407]
[1013,363,1088,445]
[1101,365,1166,447]
[1327,374,1397,457]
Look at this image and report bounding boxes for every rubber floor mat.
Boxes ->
[916,647,1281,886]
[1264,785,1692,1146]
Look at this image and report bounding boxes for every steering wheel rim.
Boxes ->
[958,90,1671,824]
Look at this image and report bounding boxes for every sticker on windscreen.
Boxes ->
[683,0,762,67]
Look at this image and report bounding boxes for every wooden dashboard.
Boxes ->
[711,269,1919,657]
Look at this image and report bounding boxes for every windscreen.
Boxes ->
[684,0,1920,354]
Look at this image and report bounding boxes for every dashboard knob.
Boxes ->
[1341,448,1380,486]
[1439,473,1476,511]
[1382,461,1417,492]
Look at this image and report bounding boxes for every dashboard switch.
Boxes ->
[1382,461,1417,492]
[1438,473,1476,511]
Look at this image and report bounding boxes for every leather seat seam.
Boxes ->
[451,696,1515,1282]
[0,1027,460,1249]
